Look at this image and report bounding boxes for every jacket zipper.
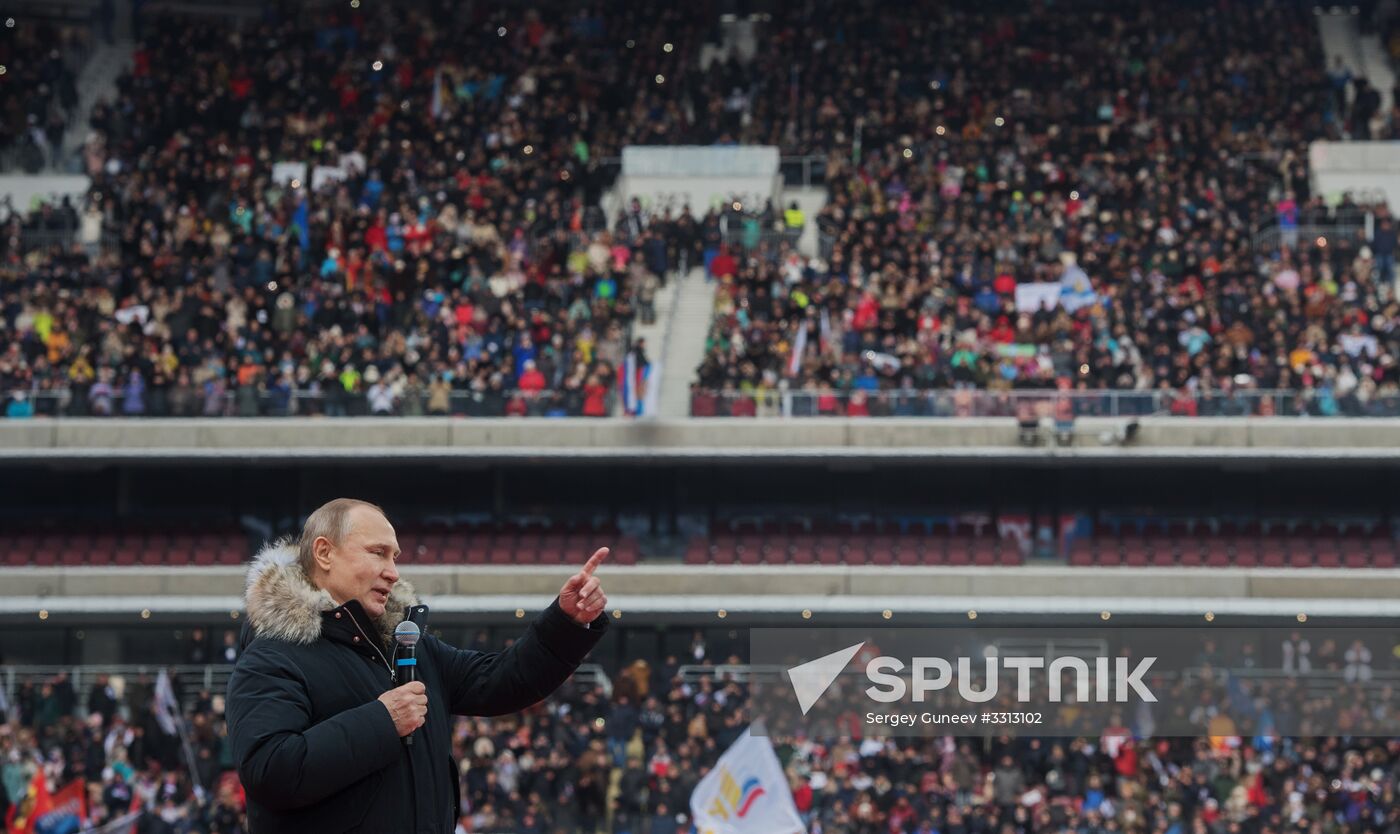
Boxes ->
[348,609,419,832]
[347,612,392,678]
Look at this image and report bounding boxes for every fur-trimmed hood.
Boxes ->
[244,539,419,647]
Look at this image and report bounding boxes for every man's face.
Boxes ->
[318,506,401,619]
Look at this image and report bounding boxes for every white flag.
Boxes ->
[690,729,804,834]
[154,669,180,736]
[787,322,808,378]
[430,69,445,120]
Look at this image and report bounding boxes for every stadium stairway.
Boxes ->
[1315,9,1394,121]
[623,262,683,414]
[1359,28,1397,116]
[1318,10,1366,94]
[657,266,715,416]
[60,37,135,164]
[785,185,828,257]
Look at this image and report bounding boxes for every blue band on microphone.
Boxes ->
[396,658,417,666]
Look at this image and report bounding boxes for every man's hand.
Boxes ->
[377,681,427,737]
[558,547,609,626]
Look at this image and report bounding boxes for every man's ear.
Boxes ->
[313,536,336,572]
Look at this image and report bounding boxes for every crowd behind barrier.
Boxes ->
[3,630,1400,834]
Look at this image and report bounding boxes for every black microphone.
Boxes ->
[393,620,421,746]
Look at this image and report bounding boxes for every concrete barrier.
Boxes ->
[4,565,1399,615]
[3,417,1400,460]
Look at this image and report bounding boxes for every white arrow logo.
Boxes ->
[787,642,865,715]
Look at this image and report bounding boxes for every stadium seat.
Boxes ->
[1068,539,1094,566]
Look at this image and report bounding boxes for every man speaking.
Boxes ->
[226,498,610,833]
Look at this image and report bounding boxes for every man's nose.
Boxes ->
[383,562,400,584]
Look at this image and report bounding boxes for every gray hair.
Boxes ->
[298,498,386,577]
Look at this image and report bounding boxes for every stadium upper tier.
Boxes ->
[2,0,1399,420]
[694,0,1400,410]
[2,517,1397,570]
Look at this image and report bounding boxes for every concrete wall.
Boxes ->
[2,418,1400,460]
[4,564,1400,616]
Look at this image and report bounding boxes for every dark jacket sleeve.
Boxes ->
[428,597,609,716]
[227,643,401,811]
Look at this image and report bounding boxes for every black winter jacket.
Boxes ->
[226,542,608,834]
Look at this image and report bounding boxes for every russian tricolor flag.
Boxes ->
[619,350,651,416]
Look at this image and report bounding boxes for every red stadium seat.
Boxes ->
[737,542,761,565]
[684,540,708,565]
[1068,539,1094,566]
[1122,539,1150,567]
[971,542,997,566]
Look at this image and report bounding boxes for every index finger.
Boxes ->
[579,547,609,577]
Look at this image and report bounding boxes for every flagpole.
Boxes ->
[158,669,206,803]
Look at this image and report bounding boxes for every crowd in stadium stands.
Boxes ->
[0,19,85,172]
[8,0,1400,418]
[1,1,729,417]
[3,630,1400,834]
[693,1,1400,415]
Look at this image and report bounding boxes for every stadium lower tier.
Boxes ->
[4,528,1396,568]
[686,532,1399,568]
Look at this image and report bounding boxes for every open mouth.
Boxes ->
[371,588,390,602]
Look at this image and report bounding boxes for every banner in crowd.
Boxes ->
[5,771,87,834]
[1059,263,1098,312]
[35,779,86,834]
[271,161,307,187]
[1340,333,1379,357]
[1014,282,1061,313]
[690,729,804,834]
[5,769,47,834]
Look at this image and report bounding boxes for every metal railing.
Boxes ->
[2,386,621,419]
[8,228,119,254]
[1252,222,1369,254]
[688,388,1400,418]
[1249,207,1376,253]
[719,225,802,261]
[1180,666,1400,702]
[3,664,232,714]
